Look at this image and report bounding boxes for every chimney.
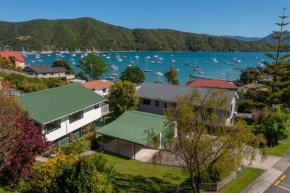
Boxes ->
[27,62,30,67]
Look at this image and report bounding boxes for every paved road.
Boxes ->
[265,166,290,193]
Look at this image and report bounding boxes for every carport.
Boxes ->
[96,111,168,159]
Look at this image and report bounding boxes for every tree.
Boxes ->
[262,8,290,107]
[77,54,108,80]
[107,80,139,117]
[0,87,52,185]
[52,60,75,75]
[164,65,178,84]
[119,66,145,84]
[240,67,264,84]
[34,154,114,193]
[146,90,265,193]
[262,107,290,145]
[76,71,88,81]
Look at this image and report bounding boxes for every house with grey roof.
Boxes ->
[136,82,238,126]
[23,65,75,80]
[17,83,109,146]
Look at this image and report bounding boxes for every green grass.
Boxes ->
[219,167,264,193]
[98,152,188,192]
[263,143,290,157]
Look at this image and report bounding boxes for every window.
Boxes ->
[172,103,177,107]
[155,100,160,107]
[143,99,151,105]
[164,103,167,108]
[45,119,61,134]
[69,110,83,124]
[94,104,100,109]
[102,88,107,93]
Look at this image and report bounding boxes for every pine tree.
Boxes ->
[263,8,290,106]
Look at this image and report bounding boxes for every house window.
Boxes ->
[155,100,160,107]
[45,119,61,134]
[69,110,83,124]
[143,99,151,105]
[164,103,167,108]
[102,88,107,93]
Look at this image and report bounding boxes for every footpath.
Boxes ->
[242,151,290,193]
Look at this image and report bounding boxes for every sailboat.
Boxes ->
[130,56,135,63]
[234,51,237,60]
[111,66,118,76]
[155,62,163,76]
[184,59,191,65]
[193,59,201,71]
[144,61,152,72]
[104,76,115,80]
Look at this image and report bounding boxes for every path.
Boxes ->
[242,151,290,193]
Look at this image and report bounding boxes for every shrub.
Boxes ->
[61,138,91,155]
[83,132,100,150]
[237,99,253,113]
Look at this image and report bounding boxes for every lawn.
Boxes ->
[219,167,264,193]
[98,152,188,192]
[263,143,290,157]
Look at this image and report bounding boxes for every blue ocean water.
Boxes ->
[23,52,274,85]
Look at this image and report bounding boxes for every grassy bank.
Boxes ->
[219,167,264,193]
[263,143,290,157]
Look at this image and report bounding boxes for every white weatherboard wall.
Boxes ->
[45,105,102,142]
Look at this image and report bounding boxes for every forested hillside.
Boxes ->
[0,17,270,51]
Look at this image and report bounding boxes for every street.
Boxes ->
[265,166,290,193]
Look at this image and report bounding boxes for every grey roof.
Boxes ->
[23,65,67,74]
[136,82,237,103]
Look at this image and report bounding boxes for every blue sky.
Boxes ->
[0,0,289,37]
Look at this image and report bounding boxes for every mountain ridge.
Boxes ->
[0,17,271,52]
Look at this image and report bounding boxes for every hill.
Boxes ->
[218,35,261,42]
[0,17,270,52]
[259,32,290,44]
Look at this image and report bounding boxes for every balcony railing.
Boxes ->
[100,103,109,116]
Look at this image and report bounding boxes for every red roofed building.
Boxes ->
[186,79,238,90]
[0,51,25,68]
[82,80,115,96]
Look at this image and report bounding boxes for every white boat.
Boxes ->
[174,68,179,71]
[199,71,204,74]
[224,62,229,64]
[122,55,127,58]
[155,61,162,64]
[154,54,158,58]
[104,76,115,80]
[117,58,123,62]
[204,61,208,64]
[127,64,132,67]
[111,73,118,76]
[129,56,135,63]
[72,62,76,64]
[31,60,35,63]
[155,72,163,76]
[72,54,76,57]
[144,61,152,72]
[102,54,106,57]
[171,59,175,62]
[212,58,218,63]
[134,55,139,59]
[106,56,110,59]
[236,59,241,64]
[150,60,155,63]
[157,57,163,60]
[70,59,75,61]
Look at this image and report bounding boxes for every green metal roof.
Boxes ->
[96,111,167,146]
[17,83,106,124]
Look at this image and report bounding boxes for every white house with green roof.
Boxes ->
[17,83,109,145]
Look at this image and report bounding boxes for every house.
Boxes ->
[23,65,75,80]
[82,80,114,96]
[0,51,25,68]
[136,82,238,126]
[186,79,238,90]
[17,83,109,145]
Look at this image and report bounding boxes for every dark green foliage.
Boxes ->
[262,9,290,107]
[0,56,22,71]
[61,138,91,155]
[107,81,139,117]
[77,54,108,80]
[262,107,290,145]
[76,71,88,81]
[119,66,145,84]
[0,18,270,51]
[237,100,253,113]
[240,67,264,84]
[164,65,178,84]
[52,60,75,74]
[0,72,69,93]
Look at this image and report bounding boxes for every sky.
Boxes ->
[0,0,289,37]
